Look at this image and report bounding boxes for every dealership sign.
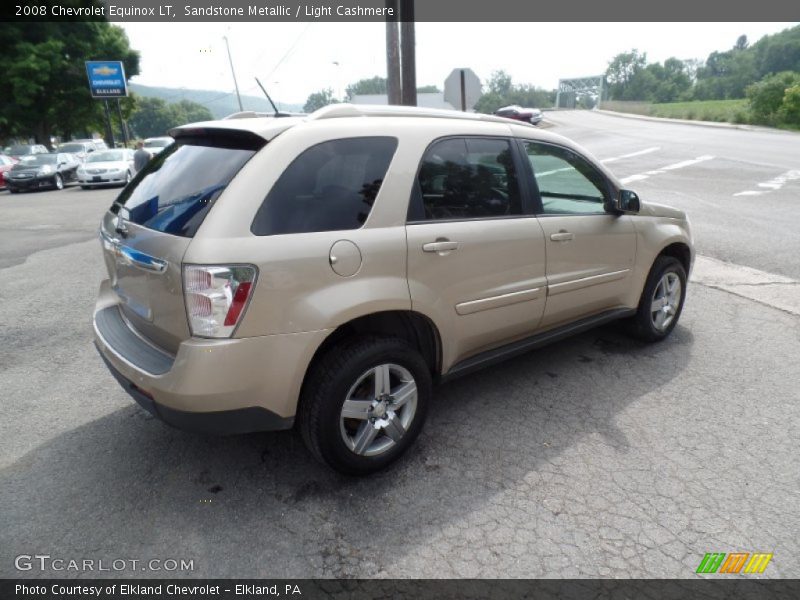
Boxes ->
[85,61,128,98]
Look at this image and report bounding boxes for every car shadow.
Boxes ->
[1,322,693,578]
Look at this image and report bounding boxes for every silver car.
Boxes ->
[77,149,135,188]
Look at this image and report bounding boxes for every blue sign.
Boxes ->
[85,61,128,98]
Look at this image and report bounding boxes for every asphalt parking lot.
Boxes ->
[1,118,799,579]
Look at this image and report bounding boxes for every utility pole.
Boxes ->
[399,0,416,106]
[385,0,401,105]
[223,35,244,112]
[115,99,129,147]
[103,100,116,148]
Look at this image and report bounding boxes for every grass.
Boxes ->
[602,99,751,124]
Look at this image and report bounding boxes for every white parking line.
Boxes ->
[538,147,662,178]
[733,170,800,197]
[601,146,661,164]
[619,155,715,185]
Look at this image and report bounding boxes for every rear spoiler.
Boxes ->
[167,126,267,151]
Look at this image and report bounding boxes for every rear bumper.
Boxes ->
[93,283,331,433]
[96,346,293,434]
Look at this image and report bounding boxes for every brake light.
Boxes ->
[183,265,256,338]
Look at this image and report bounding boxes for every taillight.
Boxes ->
[183,265,256,338]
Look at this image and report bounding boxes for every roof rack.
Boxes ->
[308,103,517,125]
[223,110,306,120]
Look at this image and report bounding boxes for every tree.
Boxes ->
[606,50,648,99]
[735,35,749,51]
[345,76,387,99]
[746,71,800,125]
[128,96,213,138]
[0,21,139,145]
[486,70,513,97]
[416,85,441,93]
[474,72,555,113]
[173,99,213,124]
[303,88,339,113]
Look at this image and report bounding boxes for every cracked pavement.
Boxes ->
[2,122,799,579]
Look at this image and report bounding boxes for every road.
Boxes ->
[1,113,799,580]
[546,110,800,278]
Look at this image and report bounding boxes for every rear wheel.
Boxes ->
[299,336,432,475]
[626,256,687,342]
[53,174,63,190]
[81,185,90,190]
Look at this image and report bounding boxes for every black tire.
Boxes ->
[53,174,63,190]
[81,185,90,190]
[298,336,432,475]
[9,188,19,194]
[626,256,687,342]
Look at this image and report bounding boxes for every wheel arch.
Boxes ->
[302,310,443,392]
[656,241,692,275]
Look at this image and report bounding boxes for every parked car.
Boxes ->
[7,144,50,160]
[142,136,173,155]
[5,153,79,192]
[57,141,97,162]
[0,153,18,190]
[93,104,693,475]
[68,138,108,152]
[76,149,135,188]
[495,105,544,125]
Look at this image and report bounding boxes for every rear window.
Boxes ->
[112,139,258,238]
[251,137,398,236]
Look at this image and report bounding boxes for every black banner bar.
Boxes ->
[2,0,798,22]
[3,579,800,600]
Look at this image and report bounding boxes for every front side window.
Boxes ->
[524,141,609,215]
[415,137,521,221]
[251,137,397,236]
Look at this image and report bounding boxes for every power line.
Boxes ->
[263,23,313,80]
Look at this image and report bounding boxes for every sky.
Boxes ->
[120,22,798,106]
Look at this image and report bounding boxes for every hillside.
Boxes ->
[128,83,304,119]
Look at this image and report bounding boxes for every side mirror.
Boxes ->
[613,189,640,213]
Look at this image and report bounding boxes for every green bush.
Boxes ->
[778,84,800,126]
[746,71,800,125]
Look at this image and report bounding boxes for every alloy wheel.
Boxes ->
[650,271,681,331]
[339,363,418,457]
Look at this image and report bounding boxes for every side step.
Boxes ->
[441,308,635,382]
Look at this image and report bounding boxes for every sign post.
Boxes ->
[85,61,128,148]
[444,68,481,112]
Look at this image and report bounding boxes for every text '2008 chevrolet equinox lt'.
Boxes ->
[94,104,693,474]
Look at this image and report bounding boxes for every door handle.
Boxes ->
[550,231,574,242]
[422,240,460,253]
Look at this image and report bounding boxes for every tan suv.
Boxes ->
[93,104,693,474]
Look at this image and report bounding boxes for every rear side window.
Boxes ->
[415,137,521,221]
[112,139,257,237]
[251,137,397,236]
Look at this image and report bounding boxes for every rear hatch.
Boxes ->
[99,130,264,353]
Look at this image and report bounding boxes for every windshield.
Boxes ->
[112,139,259,237]
[59,143,86,153]
[88,151,125,163]
[144,139,172,148]
[20,155,57,166]
[9,145,33,155]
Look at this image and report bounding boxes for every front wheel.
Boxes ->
[53,174,63,190]
[626,256,687,342]
[299,336,432,475]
